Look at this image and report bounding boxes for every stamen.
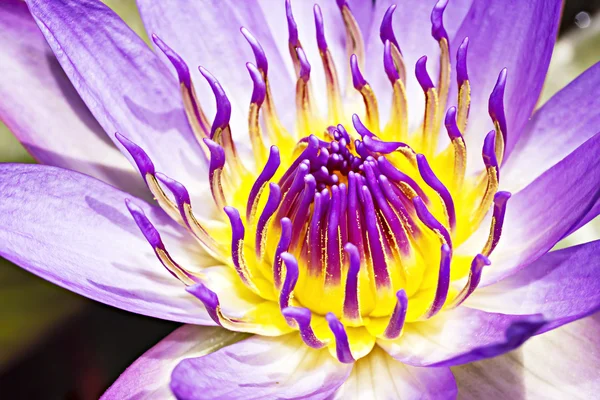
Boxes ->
[489,68,508,165]
[224,207,257,291]
[152,34,210,140]
[416,154,456,230]
[444,107,467,189]
[279,252,299,310]
[325,185,343,285]
[326,312,355,363]
[245,146,280,223]
[282,307,326,348]
[431,0,450,118]
[413,196,452,248]
[126,199,196,285]
[314,4,343,122]
[116,133,181,223]
[482,191,511,256]
[377,156,428,201]
[295,47,313,135]
[342,243,361,322]
[351,54,380,132]
[380,5,406,84]
[456,37,470,133]
[422,244,451,319]
[415,56,439,156]
[336,0,365,73]
[473,131,499,224]
[290,175,317,249]
[451,254,490,307]
[384,40,408,140]
[360,186,391,288]
[382,289,408,339]
[255,183,282,260]
[246,62,268,164]
[274,218,292,290]
[203,138,228,212]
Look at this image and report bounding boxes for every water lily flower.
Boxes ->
[1,0,600,398]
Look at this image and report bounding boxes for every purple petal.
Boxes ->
[378,307,545,367]
[101,325,242,399]
[0,164,212,325]
[452,313,600,399]
[476,132,600,286]
[25,0,207,203]
[170,334,352,399]
[0,0,147,199]
[334,346,457,399]
[466,240,600,334]
[450,0,562,164]
[502,61,600,194]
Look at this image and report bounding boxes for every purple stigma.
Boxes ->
[279,252,299,310]
[415,56,434,92]
[274,218,292,289]
[416,154,456,230]
[240,27,268,74]
[247,62,266,105]
[296,47,311,81]
[380,5,401,54]
[383,289,408,339]
[186,283,221,325]
[350,54,367,90]
[444,107,462,140]
[342,243,361,320]
[431,0,449,42]
[413,196,452,249]
[326,313,355,363]
[115,133,155,177]
[152,34,191,88]
[383,40,400,83]
[489,68,508,143]
[453,254,491,307]
[199,67,231,137]
[246,146,280,220]
[282,307,326,348]
[314,4,327,52]
[285,0,299,47]
[424,244,451,318]
[457,37,469,86]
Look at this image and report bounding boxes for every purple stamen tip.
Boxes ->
[457,37,469,85]
[415,56,434,92]
[474,254,492,272]
[416,154,456,230]
[151,33,191,88]
[425,243,452,318]
[489,68,508,141]
[125,199,163,248]
[383,40,400,83]
[279,252,299,309]
[413,196,452,248]
[199,67,231,135]
[444,107,462,140]
[285,0,299,47]
[483,130,499,171]
[352,114,374,138]
[495,191,511,206]
[296,47,311,81]
[380,5,401,53]
[240,27,269,74]
[326,312,355,363]
[282,307,326,348]
[314,4,328,52]
[115,133,155,177]
[155,172,190,208]
[343,243,361,320]
[246,62,266,105]
[383,289,408,339]
[431,0,449,42]
[186,283,219,311]
[350,54,367,90]
[203,138,226,170]
[336,0,347,9]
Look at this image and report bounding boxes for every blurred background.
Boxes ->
[1,1,600,398]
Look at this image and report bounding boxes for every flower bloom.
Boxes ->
[1,0,600,398]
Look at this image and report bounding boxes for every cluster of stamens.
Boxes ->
[122,0,512,363]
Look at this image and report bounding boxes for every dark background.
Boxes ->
[1,1,599,399]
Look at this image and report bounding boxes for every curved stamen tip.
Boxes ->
[151,33,191,87]
[474,254,492,272]
[203,138,226,170]
[457,37,469,85]
[155,172,191,206]
[326,312,355,363]
[383,40,400,83]
[483,130,499,170]
[352,114,374,138]
[125,199,162,248]
[336,0,348,8]
[285,0,299,47]
[431,0,449,42]
[415,56,435,91]
[444,107,462,139]
[280,251,299,308]
[296,47,311,81]
[282,307,326,348]
[383,289,408,339]
[350,54,367,90]
[314,4,327,52]
[198,67,231,134]
[489,68,508,138]
[186,282,219,311]
[115,133,155,176]
[247,62,266,105]
[240,27,268,74]
[380,5,401,52]
[424,243,451,318]
[495,191,511,205]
